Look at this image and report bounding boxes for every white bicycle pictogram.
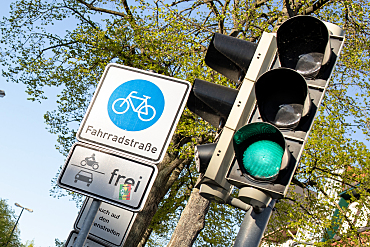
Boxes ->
[112,91,156,121]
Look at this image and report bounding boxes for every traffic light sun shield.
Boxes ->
[205,33,258,83]
[187,79,238,128]
[195,143,217,173]
[277,15,331,79]
[233,122,290,182]
[255,68,311,129]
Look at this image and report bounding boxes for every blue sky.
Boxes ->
[0,1,80,246]
[0,77,80,246]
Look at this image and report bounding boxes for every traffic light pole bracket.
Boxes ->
[200,183,252,211]
[201,32,278,190]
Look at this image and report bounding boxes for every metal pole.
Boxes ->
[3,208,24,247]
[73,199,102,247]
[233,199,276,247]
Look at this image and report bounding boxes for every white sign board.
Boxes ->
[65,230,106,247]
[57,142,157,211]
[77,63,191,163]
[75,198,136,247]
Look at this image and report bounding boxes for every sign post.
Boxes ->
[73,199,102,247]
[66,230,106,247]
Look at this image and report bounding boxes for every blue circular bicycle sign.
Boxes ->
[107,79,165,131]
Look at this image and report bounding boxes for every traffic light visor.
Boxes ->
[187,79,238,128]
[277,15,331,78]
[233,122,286,181]
[205,33,258,83]
[255,68,311,129]
[194,143,217,173]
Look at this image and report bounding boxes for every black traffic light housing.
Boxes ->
[277,16,331,78]
[226,16,345,204]
[255,68,311,129]
[194,143,217,174]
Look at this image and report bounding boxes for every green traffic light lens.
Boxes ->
[242,140,284,180]
[233,122,287,181]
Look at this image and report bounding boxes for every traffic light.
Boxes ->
[188,32,278,202]
[226,15,345,208]
[187,33,258,130]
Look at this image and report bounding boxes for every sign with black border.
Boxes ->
[57,142,157,211]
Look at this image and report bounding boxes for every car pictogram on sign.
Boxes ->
[75,170,93,186]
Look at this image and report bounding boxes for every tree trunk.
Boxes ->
[137,227,153,247]
[122,140,192,247]
[166,187,210,247]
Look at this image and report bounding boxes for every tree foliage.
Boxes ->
[1,0,370,246]
[22,239,36,247]
[0,199,22,247]
[54,238,65,247]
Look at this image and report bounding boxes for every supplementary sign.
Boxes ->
[74,198,136,247]
[57,142,157,211]
[76,63,191,163]
[65,230,106,247]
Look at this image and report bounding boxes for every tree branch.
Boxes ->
[76,0,128,18]
[301,0,332,15]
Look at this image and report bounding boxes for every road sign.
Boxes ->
[76,63,191,163]
[57,142,158,211]
[65,230,106,247]
[74,198,136,247]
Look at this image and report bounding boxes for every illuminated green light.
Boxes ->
[242,140,284,180]
[233,122,286,181]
